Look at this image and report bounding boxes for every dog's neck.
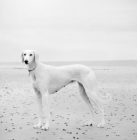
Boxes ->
[27,61,37,76]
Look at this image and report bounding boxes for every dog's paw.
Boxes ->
[41,124,49,131]
[97,121,105,128]
[84,121,93,126]
[33,123,42,129]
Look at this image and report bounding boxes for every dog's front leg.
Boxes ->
[33,86,43,129]
[41,92,50,130]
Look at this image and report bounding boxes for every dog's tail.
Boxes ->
[96,90,112,104]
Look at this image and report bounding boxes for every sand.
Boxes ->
[0,66,137,140]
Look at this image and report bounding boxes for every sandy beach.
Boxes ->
[0,0,137,139]
[0,65,137,140]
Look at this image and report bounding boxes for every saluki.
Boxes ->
[21,50,111,130]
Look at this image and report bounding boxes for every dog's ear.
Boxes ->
[33,50,39,64]
[21,51,24,63]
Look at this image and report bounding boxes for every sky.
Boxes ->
[0,0,137,62]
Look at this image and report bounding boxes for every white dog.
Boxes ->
[21,50,111,130]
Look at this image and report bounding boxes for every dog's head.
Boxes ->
[21,50,39,65]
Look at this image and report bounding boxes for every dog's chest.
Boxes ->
[32,74,36,81]
[30,71,36,81]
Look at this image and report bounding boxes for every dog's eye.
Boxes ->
[30,54,33,56]
[24,54,26,56]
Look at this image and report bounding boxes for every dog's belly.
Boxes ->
[48,80,73,94]
[47,64,91,94]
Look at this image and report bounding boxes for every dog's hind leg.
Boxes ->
[86,89,105,128]
[81,72,105,128]
[78,82,94,126]
[95,100,105,128]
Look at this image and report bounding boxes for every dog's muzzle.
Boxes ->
[24,60,28,64]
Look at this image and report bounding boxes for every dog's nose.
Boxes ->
[24,60,28,64]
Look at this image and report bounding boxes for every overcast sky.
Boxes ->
[0,0,137,62]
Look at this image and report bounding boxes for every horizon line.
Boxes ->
[0,59,137,63]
